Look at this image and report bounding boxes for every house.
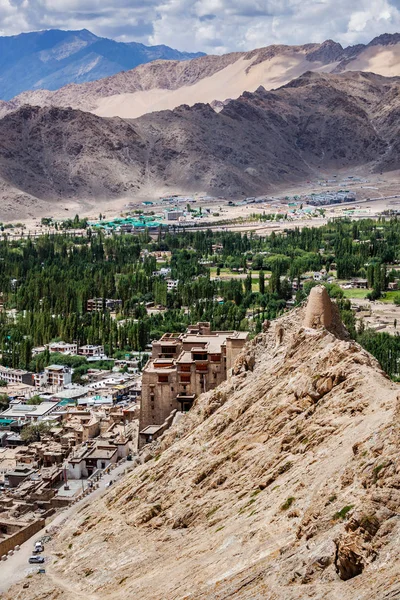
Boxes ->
[66,442,119,479]
[47,341,78,355]
[61,410,100,444]
[0,402,61,423]
[166,279,179,291]
[78,345,105,359]
[165,210,184,221]
[32,346,46,357]
[0,366,34,386]
[351,278,369,289]
[140,322,248,446]
[34,365,72,388]
[86,298,122,313]
[5,465,36,488]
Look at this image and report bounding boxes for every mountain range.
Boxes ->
[0,69,399,221]
[0,28,204,100]
[0,33,400,220]
[3,32,400,119]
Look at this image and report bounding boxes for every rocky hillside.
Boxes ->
[0,28,204,100]
[4,33,400,119]
[4,287,400,599]
[0,70,399,219]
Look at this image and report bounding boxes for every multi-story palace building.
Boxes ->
[140,322,248,444]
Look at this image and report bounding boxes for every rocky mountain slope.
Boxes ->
[0,70,399,220]
[5,287,400,599]
[0,29,203,100]
[5,33,400,119]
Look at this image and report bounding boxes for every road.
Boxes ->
[0,460,133,595]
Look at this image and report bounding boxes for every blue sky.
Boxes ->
[1,0,400,53]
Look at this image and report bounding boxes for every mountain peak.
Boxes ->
[368,32,400,46]
[0,28,204,100]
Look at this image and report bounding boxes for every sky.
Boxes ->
[1,0,400,54]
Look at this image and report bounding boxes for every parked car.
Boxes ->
[29,556,45,564]
[33,542,44,553]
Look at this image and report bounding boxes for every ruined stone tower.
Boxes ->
[303,285,333,329]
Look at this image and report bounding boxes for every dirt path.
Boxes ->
[45,569,100,600]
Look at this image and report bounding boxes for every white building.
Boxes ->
[152,267,171,278]
[0,366,34,386]
[34,365,72,388]
[167,279,179,291]
[47,341,78,355]
[79,345,105,359]
[165,210,184,221]
[0,402,61,422]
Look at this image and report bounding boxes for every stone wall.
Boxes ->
[0,518,45,557]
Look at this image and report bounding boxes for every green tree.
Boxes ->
[259,270,265,295]
[21,422,52,443]
[26,395,43,405]
[0,393,9,411]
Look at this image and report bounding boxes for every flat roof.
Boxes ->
[79,345,104,349]
[87,447,117,460]
[53,387,90,400]
[140,425,162,435]
[176,351,192,364]
[0,366,31,375]
[1,402,59,418]
[146,362,177,373]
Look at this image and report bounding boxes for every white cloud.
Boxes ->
[0,0,399,52]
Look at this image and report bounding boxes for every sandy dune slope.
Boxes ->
[93,53,337,119]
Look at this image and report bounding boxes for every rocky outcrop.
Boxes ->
[303,286,333,329]
[4,296,400,600]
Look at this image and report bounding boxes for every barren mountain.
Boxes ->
[0,70,399,220]
[4,33,400,119]
[5,287,400,599]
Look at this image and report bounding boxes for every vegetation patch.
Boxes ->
[277,461,293,475]
[281,497,295,511]
[373,463,386,483]
[206,506,220,519]
[333,505,354,520]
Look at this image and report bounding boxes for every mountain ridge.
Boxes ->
[0,70,399,220]
[3,32,400,119]
[0,28,204,100]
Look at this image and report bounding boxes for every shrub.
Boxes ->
[281,497,295,511]
[333,505,354,520]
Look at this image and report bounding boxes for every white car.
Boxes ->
[33,542,44,553]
